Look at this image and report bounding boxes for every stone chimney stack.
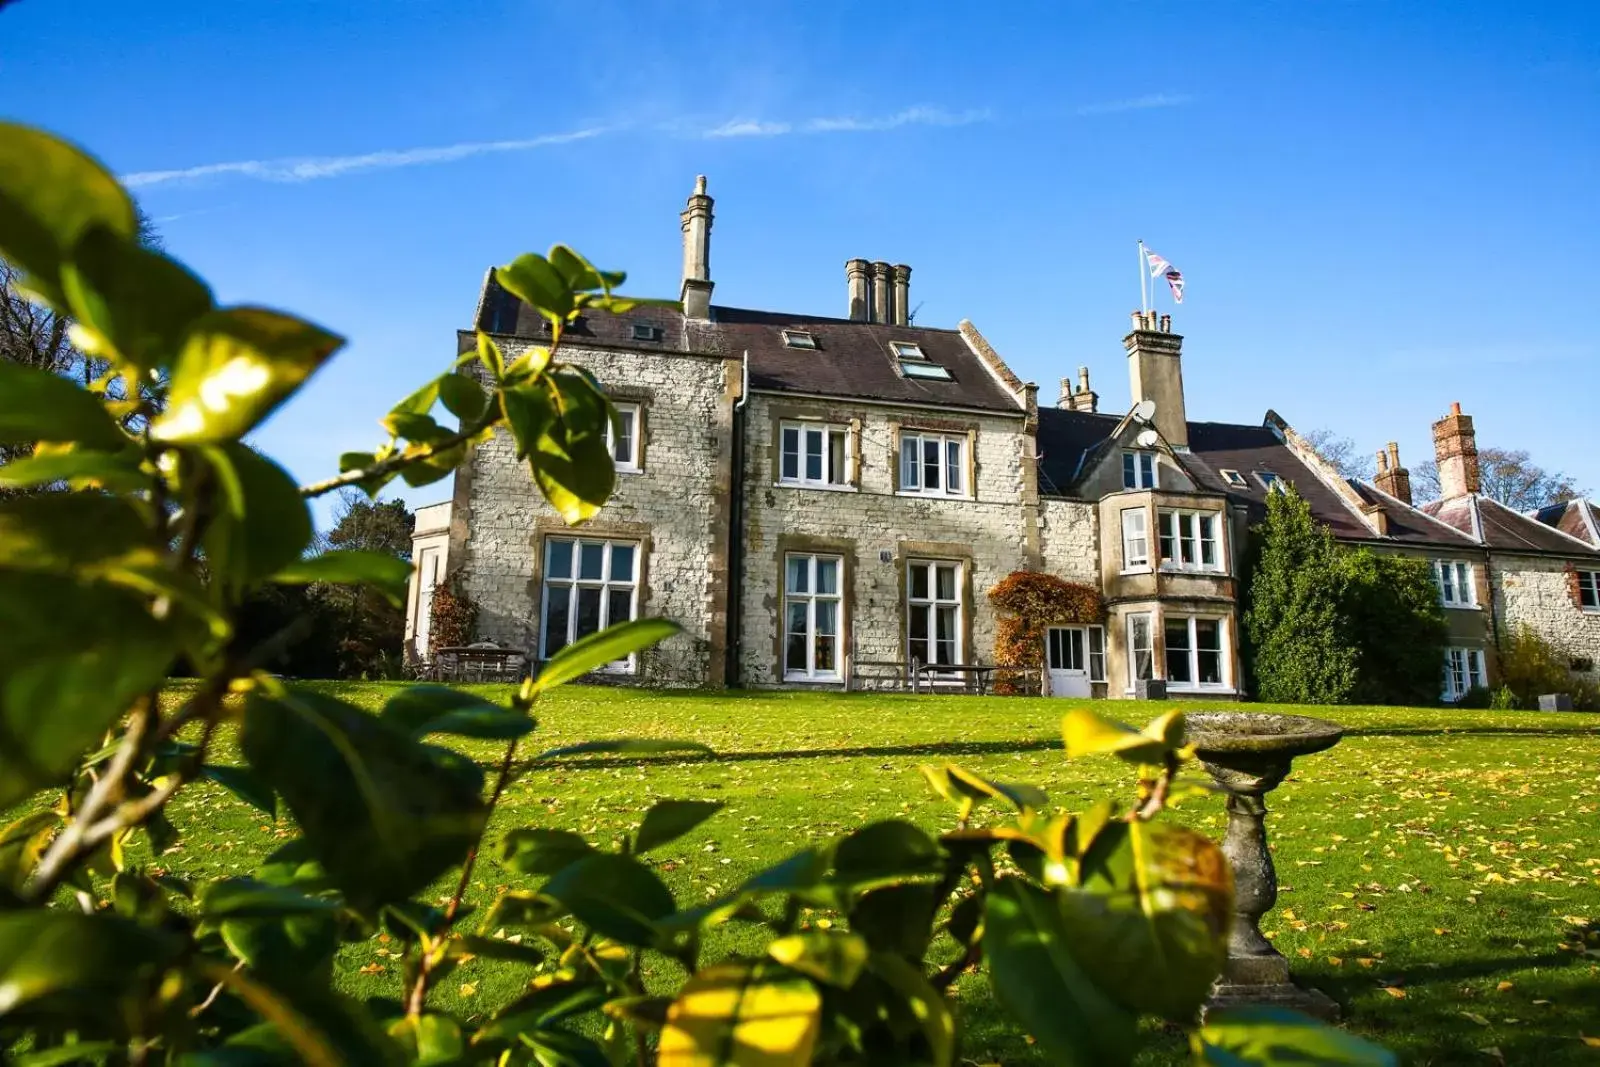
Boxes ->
[1057,366,1099,412]
[1432,402,1481,499]
[871,261,892,324]
[892,264,912,325]
[679,175,714,320]
[846,259,871,321]
[1373,441,1412,505]
[1124,309,1188,449]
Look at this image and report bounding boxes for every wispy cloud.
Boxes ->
[121,127,611,188]
[1074,93,1191,117]
[703,106,990,139]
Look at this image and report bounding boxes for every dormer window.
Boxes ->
[1255,471,1284,492]
[891,341,953,380]
[782,329,817,350]
[1220,469,1247,488]
[1123,450,1157,490]
[631,323,661,342]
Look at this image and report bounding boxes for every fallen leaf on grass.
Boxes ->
[1461,1011,1490,1026]
[1382,986,1407,999]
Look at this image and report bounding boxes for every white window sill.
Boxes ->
[774,482,858,493]
[1441,603,1481,611]
[1120,566,1152,575]
[616,466,643,476]
[1158,565,1227,575]
[783,673,844,684]
[895,491,975,501]
[1168,685,1237,695]
[1583,607,1600,615]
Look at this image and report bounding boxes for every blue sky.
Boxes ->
[6,1,1598,522]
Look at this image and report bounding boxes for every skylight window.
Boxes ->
[890,340,953,381]
[1254,471,1285,492]
[631,323,661,342]
[1220,469,1247,488]
[781,329,817,350]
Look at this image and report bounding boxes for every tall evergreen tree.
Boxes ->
[1242,487,1360,703]
[1338,549,1448,706]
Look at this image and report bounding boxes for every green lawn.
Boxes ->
[139,687,1600,1064]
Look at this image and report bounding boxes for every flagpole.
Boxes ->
[1137,240,1148,313]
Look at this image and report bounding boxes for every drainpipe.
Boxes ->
[725,351,750,688]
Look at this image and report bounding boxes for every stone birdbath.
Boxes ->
[1185,712,1345,1020]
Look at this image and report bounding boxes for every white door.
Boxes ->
[1045,627,1091,697]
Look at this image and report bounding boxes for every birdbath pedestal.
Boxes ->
[1186,712,1345,1020]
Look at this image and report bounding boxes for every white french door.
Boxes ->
[1045,626,1090,697]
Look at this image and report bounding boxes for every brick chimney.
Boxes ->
[1057,366,1099,412]
[871,261,892,324]
[1124,310,1188,449]
[1373,441,1412,505]
[892,264,912,325]
[1432,402,1481,499]
[846,259,870,321]
[679,175,713,319]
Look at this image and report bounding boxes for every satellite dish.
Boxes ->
[1136,428,1161,448]
[1133,399,1157,423]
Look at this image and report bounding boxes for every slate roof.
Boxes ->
[473,275,1023,414]
[1535,499,1600,547]
[1422,495,1600,557]
[1035,408,1120,494]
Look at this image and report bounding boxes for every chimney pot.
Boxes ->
[1159,313,1172,333]
[846,259,871,321]
[892,264,912,326]
[1451,401,1462,416]
[871,262,892,324]
[1376,449,1389,473]
[1057,377,1073,409]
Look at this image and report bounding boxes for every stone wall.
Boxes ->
[1491,553,1600,684]
[455,337,737,686]
[735,393,1038,687]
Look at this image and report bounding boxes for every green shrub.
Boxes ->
[1489,685,1519,710]
[0,121,1390,1067]
[1338,549,1448,706]
[1498,624,1600,710]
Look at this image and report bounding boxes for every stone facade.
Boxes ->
[1493,553,1600,685]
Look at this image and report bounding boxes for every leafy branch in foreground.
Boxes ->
[0,120,1391,1066]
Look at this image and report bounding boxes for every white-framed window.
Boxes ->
[784,554,843,680]
[1045,626,1106,683]
[540,537,639,669]
[1220,469,1248,488]
[899,431,969,498]
[1433,559,1476,607]
[1577,570,1599,611]
[1158,510,1224,572]
[1088,625,1106,683]
[1123,450,1157,490]
[1255,471,1284,493]
[1127,612,1154,684]
[1165,615,1228,689]
[606,402,641,472]
[1443,647,1486,701]
[779,421,851,489]
[907,560,963,668]
[1121,508,1150,570]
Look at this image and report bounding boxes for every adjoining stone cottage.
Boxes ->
[404,177,1600,700]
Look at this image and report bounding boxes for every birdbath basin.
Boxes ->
[1186,712,1344,1019]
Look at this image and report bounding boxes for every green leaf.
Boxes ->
[658,960,821,1067]
[453,933,545,966]
[519,1030,611,1067]
[1062,707,1183,765]
[477,981,610,1043]
[1197,1007,1397,1066]
[384,411,451,443]
[540,853,675,947]
[0,811,59,894]
[869,951,956,1067]
[533,617,680,692]
[12,1042,123,1067]
[438,372,488,422]
[0,362,127,449]
[534,737,713,760]
[0,572,182,807]
[204,443,314,592]
[1056,820,1232,1020]
[983,877,1139,1067]
[239,686,488,912]
[61,225,215,369]
[501,828,595,877]
[476,331,505,375]
[387,377,441,419]
[851,883,942,959]
[502,372,616,525]
[496,253,574,320]
[634,799,724,854]
[768,931,868,988]
[0,911,181,1029]
[390,1014,466,1067]
[0,122,135,301]
[153,306,343,443]
[547,245,622,293]
[381,686,533,740]
[923,763,1048,811]
[272,550,413,608]
[0,448,146,492]
[831,820,944,890]
[201,763,277,816]
[199,877,341,920]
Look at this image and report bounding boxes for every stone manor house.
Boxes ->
[405,178,1600,700]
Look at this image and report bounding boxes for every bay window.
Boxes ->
[780,421,851,489]
[1165,615,1227,689]
[1158,510,1223,572]
[540,537,639,668]
[784,554,844,680]
[900,431,969,498]
[907,560,964,668]
[1127,613,1154,684]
